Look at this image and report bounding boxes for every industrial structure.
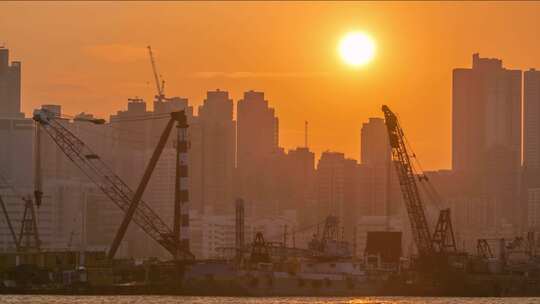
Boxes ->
[0,173,41,253]
[382,105,457,268]
[0,103,539,296]
[32,108,193,261]
[4,44,540,295]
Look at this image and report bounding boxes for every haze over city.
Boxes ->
[2,1,540,300]
[3,2,540,169]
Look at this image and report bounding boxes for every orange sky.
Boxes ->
[2,1,540,170]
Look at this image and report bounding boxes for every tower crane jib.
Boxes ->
[147,45,165,103]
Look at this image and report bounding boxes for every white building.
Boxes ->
[189,209,298,260]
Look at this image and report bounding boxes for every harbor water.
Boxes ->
[1,296,540,304]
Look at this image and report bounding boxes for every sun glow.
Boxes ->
[339,32,376,67]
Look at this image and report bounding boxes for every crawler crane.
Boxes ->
[33,109,193,261]
[382,105,458,271]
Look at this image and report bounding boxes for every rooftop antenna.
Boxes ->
[304,121,308,148]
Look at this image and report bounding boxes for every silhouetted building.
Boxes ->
[236,90,279,216]
[197,90,235,213]
[0,117,33,186]
[524,69,540,229]
[0,115,34,250]
[32,104,121,253]
[145,98,195,257]
[237,90,279,169]
[0,47,22,118]
[286,147,316,226]
[452,53,522,228]
[108,97,196,258]
[525,69,540,173]
[359,117,396,217]
[361,118,389,167]
[316,152,358,240]
[110,98,152,189]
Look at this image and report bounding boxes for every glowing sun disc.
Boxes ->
[339,32,376,66]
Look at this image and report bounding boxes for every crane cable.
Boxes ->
[47,112,174,147]
[395,112,445,212]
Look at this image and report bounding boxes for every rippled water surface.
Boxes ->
[1,296,540,304]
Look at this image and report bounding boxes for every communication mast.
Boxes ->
[304,121,308,148]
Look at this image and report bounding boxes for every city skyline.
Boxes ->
[4,3,540,169]
[3,46,534,256]
[5,2,540,297]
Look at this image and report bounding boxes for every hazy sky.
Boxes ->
[2,1,540,169]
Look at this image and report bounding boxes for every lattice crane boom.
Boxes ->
[33,109,192,260]
[382,105,434,258]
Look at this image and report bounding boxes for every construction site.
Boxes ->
[4,1,540,300]
[0,46,537,297]
[1,94,540,296]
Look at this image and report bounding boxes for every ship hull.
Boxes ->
[182,268,383,296]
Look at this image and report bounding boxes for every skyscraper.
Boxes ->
[524,69,540,229]
[236,90,279,216]
[359,117,399,218]
[361,117,390,167]
[452,53,522,226]
[316,152,358,240]
[525,69,540,176]
[108,97,196,258]
[286,147,316,225]
[198,89,236,213]
[237,90,279,169]
[0,47,22,118]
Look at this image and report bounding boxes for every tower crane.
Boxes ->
[147,45,165,103]
[33,109,193,260]
[382,105,456,267]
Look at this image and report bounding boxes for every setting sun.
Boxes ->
[339,32,376,67]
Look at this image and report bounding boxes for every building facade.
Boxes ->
[316,152,359,240]
[197,90,236,213]
[0,48,22,118]
[236,91,279,216]
[359,117,396,217]
[452,53,522,227]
